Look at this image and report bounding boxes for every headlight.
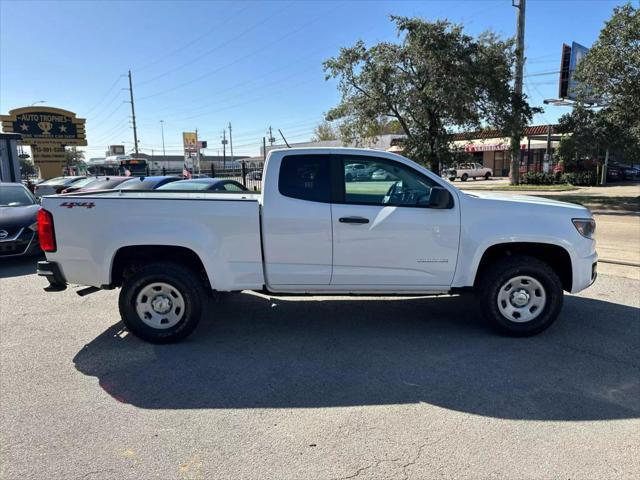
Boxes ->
[572,218,596,238]
[29,221,38,232]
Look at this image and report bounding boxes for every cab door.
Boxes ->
[261,154,334,285]
[330,155,460,288]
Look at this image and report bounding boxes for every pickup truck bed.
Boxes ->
[46,190,264,290]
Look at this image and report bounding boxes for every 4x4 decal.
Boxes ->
[59,201,95,209]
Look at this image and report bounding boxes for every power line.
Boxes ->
[84,75,125,115]
[134,3,253,72]
[137,10,330,101]
[136,2,293,86]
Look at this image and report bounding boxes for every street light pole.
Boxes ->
[160,120,167,169]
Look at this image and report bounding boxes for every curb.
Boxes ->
[591,210,640,216]
[599,259,640,268]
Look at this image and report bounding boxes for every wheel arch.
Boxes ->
[473,242,573,292]
[110,245,212,290]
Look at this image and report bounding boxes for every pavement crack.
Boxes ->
[77,469,115,480]
[400,438,444,480]
[333,457,402,480]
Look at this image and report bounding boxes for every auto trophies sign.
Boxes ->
[1,106,87,178]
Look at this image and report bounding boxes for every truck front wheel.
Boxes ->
[478,256,563,336]
[118,262,206,343]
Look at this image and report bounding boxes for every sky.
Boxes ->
[0,0,626,160]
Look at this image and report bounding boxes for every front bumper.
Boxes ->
[0,228,39,258]
[571,251,598,293]
[37,261,67,292]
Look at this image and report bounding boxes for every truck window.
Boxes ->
[279,155,331,203]
[341,156,437,207]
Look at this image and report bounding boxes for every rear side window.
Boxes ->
[278,155,331,203]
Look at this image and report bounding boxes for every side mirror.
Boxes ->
[428,187,452,209]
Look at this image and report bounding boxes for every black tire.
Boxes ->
[484,172,491,180]
[118,262,207,343]
[478,255,563,337]
[449,177,456,182]
[346,173,353,182]
[461,173,469,182]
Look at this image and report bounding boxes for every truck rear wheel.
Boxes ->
[478,255,563,336]
[118,262,206,343]
[461,173,469,182]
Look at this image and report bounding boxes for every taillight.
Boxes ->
[37,208,57,252]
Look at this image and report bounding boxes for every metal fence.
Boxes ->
[153,162,264,192]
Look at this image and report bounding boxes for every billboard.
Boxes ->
[558,42,597,102]
[183,132,197,149]
[1,106,87,178]
[1,106,86,146]
[108,145,125,155]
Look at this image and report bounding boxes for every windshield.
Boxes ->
[39,176,83,186]
[119,178,178,190]
[70,177,99,188]
[84,178,129,190]
[1,185,36,207]
[157,180,212,191]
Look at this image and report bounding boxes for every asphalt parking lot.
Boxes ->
[1,257,639,480]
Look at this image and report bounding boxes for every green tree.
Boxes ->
[312,120,338,141]
[323,16,537,172]
[573,3,640,157]
[19,158,36,177]
[65,148,86,165]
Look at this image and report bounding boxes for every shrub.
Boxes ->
[521,172,558,185]
[562,171,597,186]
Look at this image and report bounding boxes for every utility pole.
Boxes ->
[228,122,234,165]
[509,0,526,185]
[160,120,167,170]
[263,137,267,161]
[195,128,200,175]
[128,70,139,156]
[267,126,275,146]
[221,129,227,168]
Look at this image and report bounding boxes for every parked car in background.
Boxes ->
[59,176,99,193]
[344,163,375,181]
[621,166,639,180]
[156,178,248,192]
[606,166,622,183]
[445,163,492,181]
[371,168,395,180]
[246,170,263,181]
[117,176,182,190]
[62,176,131,194]
[34,176,86,197]
[0,182,40,258]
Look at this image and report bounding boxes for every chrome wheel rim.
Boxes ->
[135,282,185,329]
[497,275,546,323]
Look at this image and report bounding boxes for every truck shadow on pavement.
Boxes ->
[73,292,640,420]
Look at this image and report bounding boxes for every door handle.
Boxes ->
[339,216,370,224]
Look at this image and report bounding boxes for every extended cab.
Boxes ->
[37,148,597,343]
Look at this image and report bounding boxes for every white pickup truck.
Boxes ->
[37,148,597,343]
[445,162,493,181]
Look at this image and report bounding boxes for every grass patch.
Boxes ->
[486,184,579,192]
[535,194,640,212]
